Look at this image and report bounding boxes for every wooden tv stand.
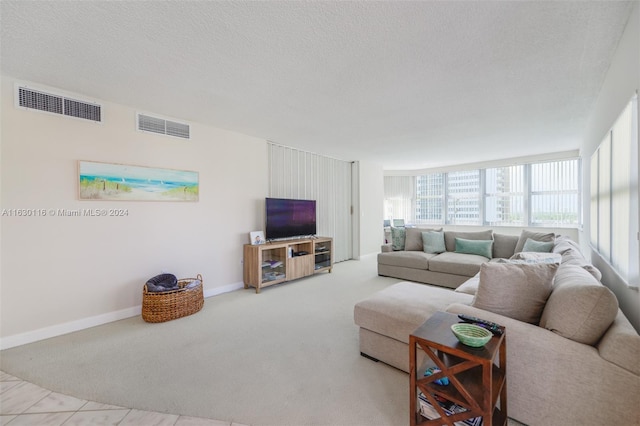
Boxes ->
[243,236,333,293]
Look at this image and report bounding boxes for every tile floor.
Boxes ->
[0,371,247,426]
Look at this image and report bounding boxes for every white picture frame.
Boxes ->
[250,231,265,245]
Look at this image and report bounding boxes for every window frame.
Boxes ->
[408,158,581,229]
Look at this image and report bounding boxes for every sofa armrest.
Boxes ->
[598,310,640,375]
[381,244,393,252]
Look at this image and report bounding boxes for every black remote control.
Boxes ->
[457,314,504,336]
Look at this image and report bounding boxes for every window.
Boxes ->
[415,173,444,224]
[387,158,581,228]
[590,95,639,287]
[485,165,525,226]
[447,170,480,225]
[530,159,580,227]
[384,176,414,224]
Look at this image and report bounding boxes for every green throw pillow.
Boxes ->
[522,238,554,253]
[391,227,406,251]
[422,231,446,254]
[455,238,493,259]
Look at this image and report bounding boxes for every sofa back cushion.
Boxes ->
[514,229,555,254]
[492,233,519,259]
[553,235,602,281]
[472,262,557,324]
[455,238,493,259]
[404,227,442,251]
[522,238,554,253]
[509,252,562,263]
[422,230,446,254]
[540,264,618,345]
[391,227,406,251]
[444,230,493,253]
[455,273,480,295]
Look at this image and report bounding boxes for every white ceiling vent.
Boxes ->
[137,113,190,139]
[16,85,102,122]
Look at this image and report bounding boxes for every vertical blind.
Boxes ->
[268,143,352,262]
[530,159,580,226]
[389,158,580,228]
[384,176,415,224]
[485,165,525,226]
[590,94,639,287]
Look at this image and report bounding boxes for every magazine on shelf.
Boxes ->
[417,393,483,426]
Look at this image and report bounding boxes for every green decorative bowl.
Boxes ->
[451,323,492,347]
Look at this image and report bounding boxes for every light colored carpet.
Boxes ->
[1,256,525,426]
[1,256,409,425]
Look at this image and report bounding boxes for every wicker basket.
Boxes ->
[142,274,204,323]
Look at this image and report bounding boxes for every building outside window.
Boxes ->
[389,157,581,229]
[415,173,444,225]
[485,165,525,226]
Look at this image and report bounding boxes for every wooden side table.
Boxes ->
[409,311,507,426]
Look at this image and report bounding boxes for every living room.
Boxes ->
[1,1,639,425]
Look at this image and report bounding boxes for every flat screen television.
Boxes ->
[265,197,317,240]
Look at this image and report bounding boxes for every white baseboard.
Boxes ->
[203,281,244,298]
[0,281,245,350]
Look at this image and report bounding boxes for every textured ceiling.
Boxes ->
[0,1,634,170]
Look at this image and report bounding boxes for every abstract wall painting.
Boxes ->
[78,161,199,201]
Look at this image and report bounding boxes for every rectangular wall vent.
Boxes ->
[17,85,102,122]
[137,113,190,139]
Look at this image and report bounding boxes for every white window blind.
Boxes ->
[388,157,580,228]
[590,153,599,248]
[530,159,580,227]
[268,143,352,262]
[590,94,639,287]
[598,134,613,260]
[384,176,414,224]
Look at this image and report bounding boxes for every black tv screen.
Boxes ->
[265,198,317,240]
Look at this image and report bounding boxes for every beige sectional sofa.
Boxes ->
[378,227,546,288]
[356,231,640,425]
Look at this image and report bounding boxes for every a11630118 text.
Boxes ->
[1,208,129,217]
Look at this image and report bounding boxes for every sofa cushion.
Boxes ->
[428,252,488,277]
[405,227,442,251]
[492,233,519,259]
[553,236,602,280]
[514,229,555,254]
[455,238,493,259]
[540,264,618,345]
[472,262,558,324]
[422,230,446,254]
[522,238,554,253]
[444,230,493,252]
[377,251,434,270]
[553,235,582,252]
[510,252,562,264]
[455,274,480,295]
[391,227,406,251]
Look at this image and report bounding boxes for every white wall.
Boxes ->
[0,76,268,347]
[581,4,640,332]
[357,161,385,257]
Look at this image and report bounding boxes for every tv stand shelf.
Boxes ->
[243,237,333,293]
